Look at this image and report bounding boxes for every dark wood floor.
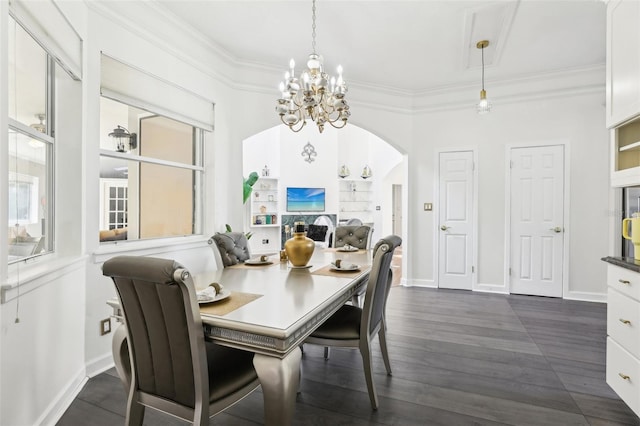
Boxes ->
[58,287,640,425]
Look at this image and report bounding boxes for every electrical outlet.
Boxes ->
[262,239,269,244]
[100,318,111,336]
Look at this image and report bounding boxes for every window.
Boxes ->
[99,97,204,242]
[7,16,54,262]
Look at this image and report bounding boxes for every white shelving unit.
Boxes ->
[338,179,373,223]
[250,177,279,226]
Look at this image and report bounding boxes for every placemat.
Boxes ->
[199,291,262,316]
[312,264,369,278]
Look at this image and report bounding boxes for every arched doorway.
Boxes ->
[242,123,407,285]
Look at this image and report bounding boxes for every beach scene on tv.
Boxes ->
[286,187,326,212]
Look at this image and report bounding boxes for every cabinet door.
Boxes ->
[607,0,640,128]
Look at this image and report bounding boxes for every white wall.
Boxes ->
[242,123,404,252]
[412,90,609,298]
[0,1,611,425]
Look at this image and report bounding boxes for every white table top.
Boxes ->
[193,248,372,356]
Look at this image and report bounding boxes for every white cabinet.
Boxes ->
[610,119,640,187]
[606,264,640,417]
[338,179,373,223]
[606,0,640,128]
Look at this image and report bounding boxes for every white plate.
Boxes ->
[330,264,360,272]
[245,259,273,265]
[198,288,231,304]
[337,246,359,252]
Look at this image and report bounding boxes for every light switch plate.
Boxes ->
[100,318,111,336]
[424,203,433,211]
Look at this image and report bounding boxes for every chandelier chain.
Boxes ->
[311,0,316,54]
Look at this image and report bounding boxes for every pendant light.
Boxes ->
[476,40,492,115]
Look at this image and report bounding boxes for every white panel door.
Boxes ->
[438,151,474,290]
[510,145,564,297]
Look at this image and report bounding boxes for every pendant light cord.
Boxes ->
[481,44,485,91]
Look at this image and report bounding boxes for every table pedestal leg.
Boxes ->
[253,348,301,426]
[112,324,131,393]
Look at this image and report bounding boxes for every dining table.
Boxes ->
[107,247,372,425]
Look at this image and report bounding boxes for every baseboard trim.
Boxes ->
[37,367,87,426]
[402,278,437,288]
[86,352,115,378]
[564,290,606,303]
[473,281,509,294]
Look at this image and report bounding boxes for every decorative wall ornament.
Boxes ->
[338,164,350,178]
[301,141,317,163]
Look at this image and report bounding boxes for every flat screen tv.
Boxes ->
[286,187,325,212]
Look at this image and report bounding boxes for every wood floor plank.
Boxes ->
[57,287,640,426]
[570,392,640,425]
[57,399,124,426]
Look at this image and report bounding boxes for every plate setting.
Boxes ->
[245,255,274,266]
[245,259,274,266]
[337,245,359,252]
[330,262,360,272]
[197,288,231,304]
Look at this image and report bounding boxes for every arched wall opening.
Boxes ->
[242,123,407,279]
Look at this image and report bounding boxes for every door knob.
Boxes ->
[440,225,450,231]
[549,226,562,233]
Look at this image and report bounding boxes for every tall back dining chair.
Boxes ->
[333,225,373,249]
[103,256,260,425]
[304,235,402,410]
[210,232,251,267]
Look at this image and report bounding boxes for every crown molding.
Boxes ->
[84,1,606,117]
[411,64,605,114]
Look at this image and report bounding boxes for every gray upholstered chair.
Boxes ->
[346,218,363,226]
[103,256,260,425]
[211,232,251,267]
[304,235,402,410]
[334,225,373,249]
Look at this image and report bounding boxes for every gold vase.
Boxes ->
[284,232,315,267]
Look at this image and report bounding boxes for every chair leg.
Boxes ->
[378,323,392,376]
[323,346,330,359]
[125,392,144,426]
[359,342,379,410]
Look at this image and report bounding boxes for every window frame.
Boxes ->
[7,23,56,264]
[98,96,205,244]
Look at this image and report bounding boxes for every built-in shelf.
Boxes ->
[251,177,279,225]
[619,140,640,152]
[611,117,640,187]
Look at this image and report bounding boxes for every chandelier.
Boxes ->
[275,0,350,133]
[476,40,492,114]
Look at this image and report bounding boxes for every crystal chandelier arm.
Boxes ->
[327,119,348,130]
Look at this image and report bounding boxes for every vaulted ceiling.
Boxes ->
[153,0,606,93]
